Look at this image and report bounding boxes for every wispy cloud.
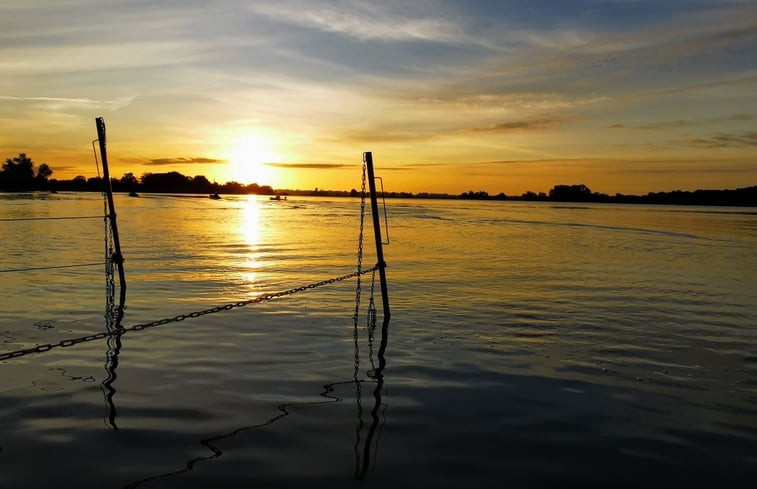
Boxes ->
[470,6,757,100]
[631,75,757,100]
[407,92,607,112]
[328,128,437,144]
[249,1,466,44]
[265,162,350,169]
[0,95,120,105]
[684,132,757,149]
[463,118,560,133]
[0,41,199,75]
[146,157,226,166]
[608,120,686,130]
[45,165,77,171]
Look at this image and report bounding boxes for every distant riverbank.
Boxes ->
[3,157,755,206]
[5,183,756,207]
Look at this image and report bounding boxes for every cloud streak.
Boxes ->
[249,1,467,44]
[463,119,560,133]
[608,120,686,130]
[265,162,350,169]
[145,157,226,166]
[0,95,121,105]
[684,132,757,149]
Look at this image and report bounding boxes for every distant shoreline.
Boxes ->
[3,185,756,207]
[3,158,755,206]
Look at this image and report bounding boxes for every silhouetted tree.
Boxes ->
[1,153,36,190]
[140,171,190,192]
[86,177,103,191]
[549,184,592,202]
[461,190,489,199]
[71,175,87,190]
[36,163,53,179]
[190,175,213,193]
[222,181,244,194]
[121,172,138,186]
[0,154,57,191]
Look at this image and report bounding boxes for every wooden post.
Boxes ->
[95,117,126,303]
[364,152,390,320]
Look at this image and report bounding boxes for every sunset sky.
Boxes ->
[1,0,755,195]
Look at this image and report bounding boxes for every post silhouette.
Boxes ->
[95,117,126,305]
[364,152,390,320]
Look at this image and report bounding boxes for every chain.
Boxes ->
[353,155,368,377]
[366,268,377,371]
[105,216,116,317]
[353,155,368,322]
[0,267,377,362]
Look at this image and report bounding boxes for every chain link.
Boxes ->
[0,267,377,362]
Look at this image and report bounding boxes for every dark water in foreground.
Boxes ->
[1,192,756,487]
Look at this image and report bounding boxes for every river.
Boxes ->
[1,192,756,487]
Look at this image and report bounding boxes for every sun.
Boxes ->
[225,133,280,185]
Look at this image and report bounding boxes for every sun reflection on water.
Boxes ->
[239,196,262,288]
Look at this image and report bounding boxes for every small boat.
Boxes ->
[209,193,221,200]
[128,191,140,197]
[269,195,287,201]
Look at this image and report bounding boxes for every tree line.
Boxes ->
[0,153,275,195]
[0,153,54,191]
[455,184,757,206]
[2,153,755,206]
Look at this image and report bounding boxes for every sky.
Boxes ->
[0,0,755,195]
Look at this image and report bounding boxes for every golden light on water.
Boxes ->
[242,196,262,246]
[239,196,262,288]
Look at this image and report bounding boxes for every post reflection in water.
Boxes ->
[103,195,260,432]
[122,313,391,488]
[101,331,123,430]
[101,252,125,430]
[354,315,390,480]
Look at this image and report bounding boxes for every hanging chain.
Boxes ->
[352,163,369,476]
[0,155,384,366]
[104,216,116,318]
[366,268,377,371]
[0,267,377,362]
[353,155,367,321]
[353,155,368,377]
[102,181,122,325]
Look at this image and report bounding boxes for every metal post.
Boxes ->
[95,117,126,303]
[364,152,390,319]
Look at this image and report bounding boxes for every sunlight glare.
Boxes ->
[242,196,262,246]
[226,133,280,185]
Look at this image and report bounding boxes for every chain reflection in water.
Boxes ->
[124,250,386,487]
[122,315,390,488]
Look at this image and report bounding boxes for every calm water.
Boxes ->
[1,192,756,488]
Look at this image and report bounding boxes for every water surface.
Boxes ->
[1,192,756,487]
